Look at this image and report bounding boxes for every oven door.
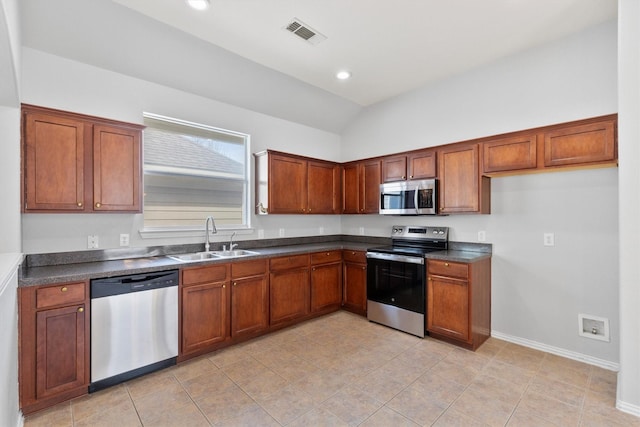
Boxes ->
[366,252,425,314]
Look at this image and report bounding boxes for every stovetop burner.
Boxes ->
[368,225,449,256]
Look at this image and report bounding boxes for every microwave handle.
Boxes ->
[414,184,420,214]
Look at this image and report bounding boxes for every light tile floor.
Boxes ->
[24,311,640,426]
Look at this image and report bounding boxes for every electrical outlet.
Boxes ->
[119,233,130,247]
[478,231,486,242]
[87,235,99,249]
[319,226,324,235]
[279,228,285,237]
[544,232,555,246]
[359,227,365,235]
[258,229,264,239]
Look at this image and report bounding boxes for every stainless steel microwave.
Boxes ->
[379,179,437,215]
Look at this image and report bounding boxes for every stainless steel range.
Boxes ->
[366,225,449,337]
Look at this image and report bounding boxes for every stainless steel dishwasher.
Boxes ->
[89,270,179,393]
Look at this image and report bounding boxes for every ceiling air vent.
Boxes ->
[284,18,327,45]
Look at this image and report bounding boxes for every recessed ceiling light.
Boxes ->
[186,0,210,11]
[336,70,352,80]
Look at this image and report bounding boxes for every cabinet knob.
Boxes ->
[233,282,237,286]
[402,175,406,180]
[362,266,366,270]
[77,202,83,207]
[223,284,226,288]
[409,175,414,179]
[61,286,68,292]
[326,252,330,256]
[445,263,450,267]
[95,202,101,208]
[78,307,84,313]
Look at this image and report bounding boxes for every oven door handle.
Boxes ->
[366,252,424,265]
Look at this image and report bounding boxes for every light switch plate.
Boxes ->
[478,231,486,242]
[544,232,555,246]
[119,233,130,247]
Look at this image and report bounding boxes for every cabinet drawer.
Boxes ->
[269,254,309,272]
[231,259,267,278]
[36,282,86,309]
[183,264,229,286]
[310,250,342,265]
[343,250,366,264]
[427,260,468,280]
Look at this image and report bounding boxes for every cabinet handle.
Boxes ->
[78,307,84,313]
[77,202,83,207]
[61,286,68,292]
[95,202,101,208]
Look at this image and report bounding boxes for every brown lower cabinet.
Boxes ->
[18,281,90,415]
[310,251,343,313]
[180,264,230,358]
[230,259,269,338]
[342,250,367,315]
[427,258,491,350]
[269,254,310,326]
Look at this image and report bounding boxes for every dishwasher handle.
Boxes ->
[91,270,179,299]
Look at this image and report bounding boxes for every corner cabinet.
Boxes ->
[427,258,491,350]
[254,150,341,215]
[22,104,143,213]
[19,281,90,415]
[438,143,490,214]
[342,250,367,315]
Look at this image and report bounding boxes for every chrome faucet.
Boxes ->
[204,216,217,252]
[224,232,238,252]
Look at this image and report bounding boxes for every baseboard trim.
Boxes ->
[617,400,640,417]
[491,330,620,371]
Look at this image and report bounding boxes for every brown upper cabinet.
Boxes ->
[342,159,381,214]
[438,143,490,214]
[544,119,616,168]
[482,134,538,174]
[382,150,437,182]
[481,115,617,175]
[254,150,341,215]
[22,105,143,213]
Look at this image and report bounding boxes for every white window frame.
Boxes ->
[139,112,251,238]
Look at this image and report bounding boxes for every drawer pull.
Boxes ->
[77,202,83,207]
[61,286,68,292]
[78,307,84,313]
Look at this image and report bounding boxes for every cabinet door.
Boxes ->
[231,275,269,337]
[343,261,367,315]
[23,112,85,211]
[544,121,616,167]
[408,150,437,179]
[35,304,87,399]
[181,281,228,355]
[483,134,537,174]
[382,155,407,182]
[270,268,309,325]
[269,154,308,213]
[310,262,342,312]
[439,144,489,214]
[93,125,142,212]
[308,161,340,214]
[361,160,381,213]
[427,275,469,341]
[342,163,360,214]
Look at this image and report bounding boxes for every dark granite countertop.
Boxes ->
[18,237,491,287]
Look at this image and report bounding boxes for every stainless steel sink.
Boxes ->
[167,252,222,262]
[211,249,260,257]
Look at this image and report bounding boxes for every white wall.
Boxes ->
[616,0,640,416]
[20,48,342,253]
[341,20,619,364]
[0,257,21,427]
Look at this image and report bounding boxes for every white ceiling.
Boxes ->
[112,0,617,106]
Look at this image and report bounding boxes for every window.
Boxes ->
[142,113,250,230]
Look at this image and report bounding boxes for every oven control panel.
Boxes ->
[391,225,449,241]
